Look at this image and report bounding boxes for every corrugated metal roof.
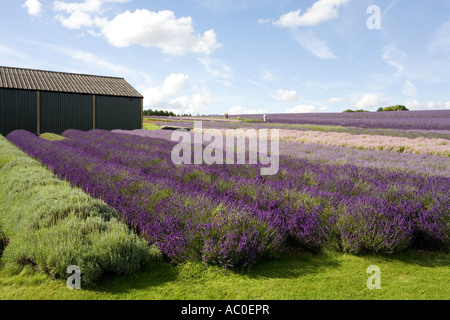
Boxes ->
[0,66,143,98]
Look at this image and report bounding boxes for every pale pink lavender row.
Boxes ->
[113,129,450,177]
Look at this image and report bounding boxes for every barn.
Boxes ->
[0,66,143,136]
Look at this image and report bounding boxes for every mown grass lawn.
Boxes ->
[1,250,448,300]
[143,122,160,131]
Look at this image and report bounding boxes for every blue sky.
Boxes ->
[1,0,450,115]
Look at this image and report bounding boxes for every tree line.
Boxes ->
[143,109,192,117]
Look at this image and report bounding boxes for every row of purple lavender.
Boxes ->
[7,129,450,268]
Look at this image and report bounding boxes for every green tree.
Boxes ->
[378,105,409,112]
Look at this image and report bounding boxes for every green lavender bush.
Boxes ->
[0,136,160,284]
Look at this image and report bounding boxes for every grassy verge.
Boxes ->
[0,135,160,285]
[39,133,65,141]
[0,250,448,300]
[143,123,160,131]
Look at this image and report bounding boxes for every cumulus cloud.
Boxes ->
[276,89,298,101]
[53,2,221,55]
[273,0,349,28]
[169,93,213,115]
[23,0,43,16]
[405,100,424,110]
[53,0,130,29]
[406,100,450,110]
[285,105,317,113]
[425,101,450,110]
[97,9,221,55]
[141,74,212,115]
[354,94,387,109]
[161,73,189,95]
[143,73,189,107]
[228,105,267,115]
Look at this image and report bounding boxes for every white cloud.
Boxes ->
[141,74,211,115]
[326,97,344,103]
[162,74,189,95]
[406,100,450,111]
[402,80,417,97]
[228,106,267,115]
[405,100,424,110]
[426,101,450,110]
[56,11,95,29]
[53,0,130,29]
[273,0,349,28]
[382,44,406,76]
[198,57,233,79]
[285,105,317,113]
[23,0,42,16]
[429,21,450,53]
[143,73,189,107]
[53,2,221,55]
[258,18,271,25]
[294,30,337,59]
[169,93,213,115]
[354,94,387,109]
[276,89,298,101]
[370,43,447,86]
[98,9,221,55]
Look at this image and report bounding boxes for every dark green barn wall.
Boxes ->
[40,91,93,134]
[95,95,142,130]
[0,88,37,136]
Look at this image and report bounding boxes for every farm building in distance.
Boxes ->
[0,66,143,136]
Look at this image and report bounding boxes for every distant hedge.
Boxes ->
[0,135,160,284]
[343,109,370,113]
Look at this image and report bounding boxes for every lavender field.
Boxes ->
[113,129,450,177]
[229,110,450,131]
[7,126,450,270]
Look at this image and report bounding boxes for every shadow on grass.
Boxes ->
[82,250,449,296]
[236,251,341,280]
[244,249,450,280]
[83,251,342,295]
[83,260,178,295]
[367,250,450,268]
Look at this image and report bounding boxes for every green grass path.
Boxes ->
[1,250,448,300]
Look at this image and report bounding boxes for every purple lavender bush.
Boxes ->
[335,197,414,254]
